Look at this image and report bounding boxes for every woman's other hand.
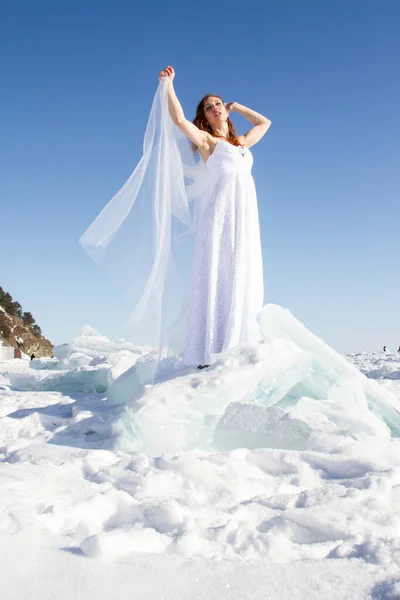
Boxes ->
[225,102,237,114]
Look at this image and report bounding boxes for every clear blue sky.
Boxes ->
[1,0,399,353]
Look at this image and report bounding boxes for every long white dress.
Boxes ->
[184,140,264,365]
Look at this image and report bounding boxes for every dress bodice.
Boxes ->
[205,140,253,176]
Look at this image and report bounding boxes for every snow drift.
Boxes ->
[2,304,400,589]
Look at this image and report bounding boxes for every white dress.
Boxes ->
[184,140,264,365]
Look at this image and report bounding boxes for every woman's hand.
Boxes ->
[225,101,237,114]
[159,65,175,81]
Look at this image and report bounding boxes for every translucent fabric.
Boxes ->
[80,80,209,373]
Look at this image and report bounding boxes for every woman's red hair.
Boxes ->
[192,94,240,152]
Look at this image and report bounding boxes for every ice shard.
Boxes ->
[114,305,400,455]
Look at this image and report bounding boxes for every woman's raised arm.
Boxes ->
[160,66,209,150]
[226,102,271,148]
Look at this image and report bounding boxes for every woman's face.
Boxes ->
[203,96,227,129]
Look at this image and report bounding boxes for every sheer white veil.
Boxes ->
[80,79,209,376]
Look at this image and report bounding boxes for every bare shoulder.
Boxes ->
[237,134,246,146]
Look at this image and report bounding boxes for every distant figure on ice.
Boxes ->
[383,346,387,352]
[30,353,35,361]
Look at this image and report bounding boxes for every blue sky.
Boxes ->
[1,0,399,353]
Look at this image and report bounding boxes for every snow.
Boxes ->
[348,350,400,380]
[64,324,152,359]
[1,305,400,599]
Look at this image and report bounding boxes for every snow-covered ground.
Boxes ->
[1,306,400,600]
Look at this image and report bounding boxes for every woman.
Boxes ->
[80,67,271,374]
[159,66,271,368]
